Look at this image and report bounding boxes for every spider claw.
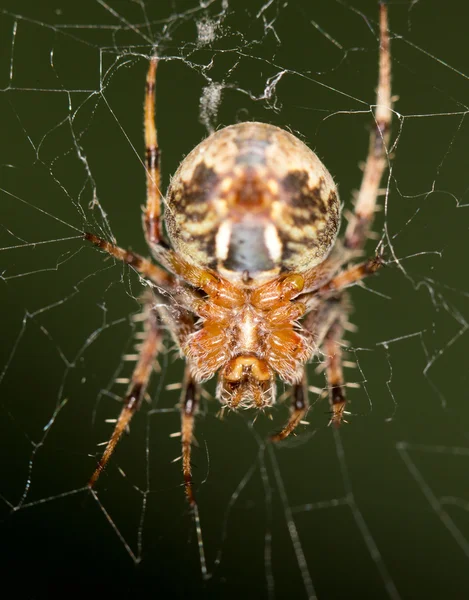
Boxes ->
[326,400,349,428]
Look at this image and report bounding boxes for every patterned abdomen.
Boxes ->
[166,122,340,283]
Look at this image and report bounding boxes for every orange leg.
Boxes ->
[180,369,199,505]
[271,371,308,442]
[143,57,164,248]
[319,255,383,296]
[345,3,392,251]
[89,304,163,488]
[178,369,209,577]
[323,320,347,428]
[84,232,174,290]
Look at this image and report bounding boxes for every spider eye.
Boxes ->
[166,122,340,281]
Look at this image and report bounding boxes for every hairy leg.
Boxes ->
[85,232,175,290]
[270,371,308,442]
[318,255,383,296]
[143,56,165,248]
[180,368,199,505]
[345,3,392,251]
[271,296,348,440]
[323,318,347,427]
[89,301,163,487]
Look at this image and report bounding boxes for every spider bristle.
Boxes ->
[166,382,183,391]
[308,385,325,395]
[200,388,213,401]
[315,362,327,374]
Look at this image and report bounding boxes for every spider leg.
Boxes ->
[345,3,392,251]
[271,296,348,440]
[144,56,166,248]
[318,254,383,296]
[180,367,199,505]
[89,302,163,488]
[298,253,383,316]
[84,232,174,291]
[270,371,308,442]
[323,318,347,427]
[178,367,209,577]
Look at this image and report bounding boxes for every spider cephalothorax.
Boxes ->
[85,5,391,521]
[184,269,312,409]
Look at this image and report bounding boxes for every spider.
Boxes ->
[85,4,391,513]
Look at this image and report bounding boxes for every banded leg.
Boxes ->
[318,255,383,296]
[271,298,350,439]
[180,368,199,505]
[179,367,209,577]
[89,304,163,487]
[298,255,382,320]
[271,371,308,442]
[301,296,350,428]
[143,56,164,248]
[323,319,347,428]
[85,232,174,290]
[345,3,392,251]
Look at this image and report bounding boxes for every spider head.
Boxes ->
[166,122,340,286]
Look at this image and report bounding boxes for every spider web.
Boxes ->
[1,0,468,597]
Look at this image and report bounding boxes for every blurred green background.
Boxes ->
[1,0,469,598]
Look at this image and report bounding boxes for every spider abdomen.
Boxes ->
[166,122,340,285]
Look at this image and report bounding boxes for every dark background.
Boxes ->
[1,0,469,598]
